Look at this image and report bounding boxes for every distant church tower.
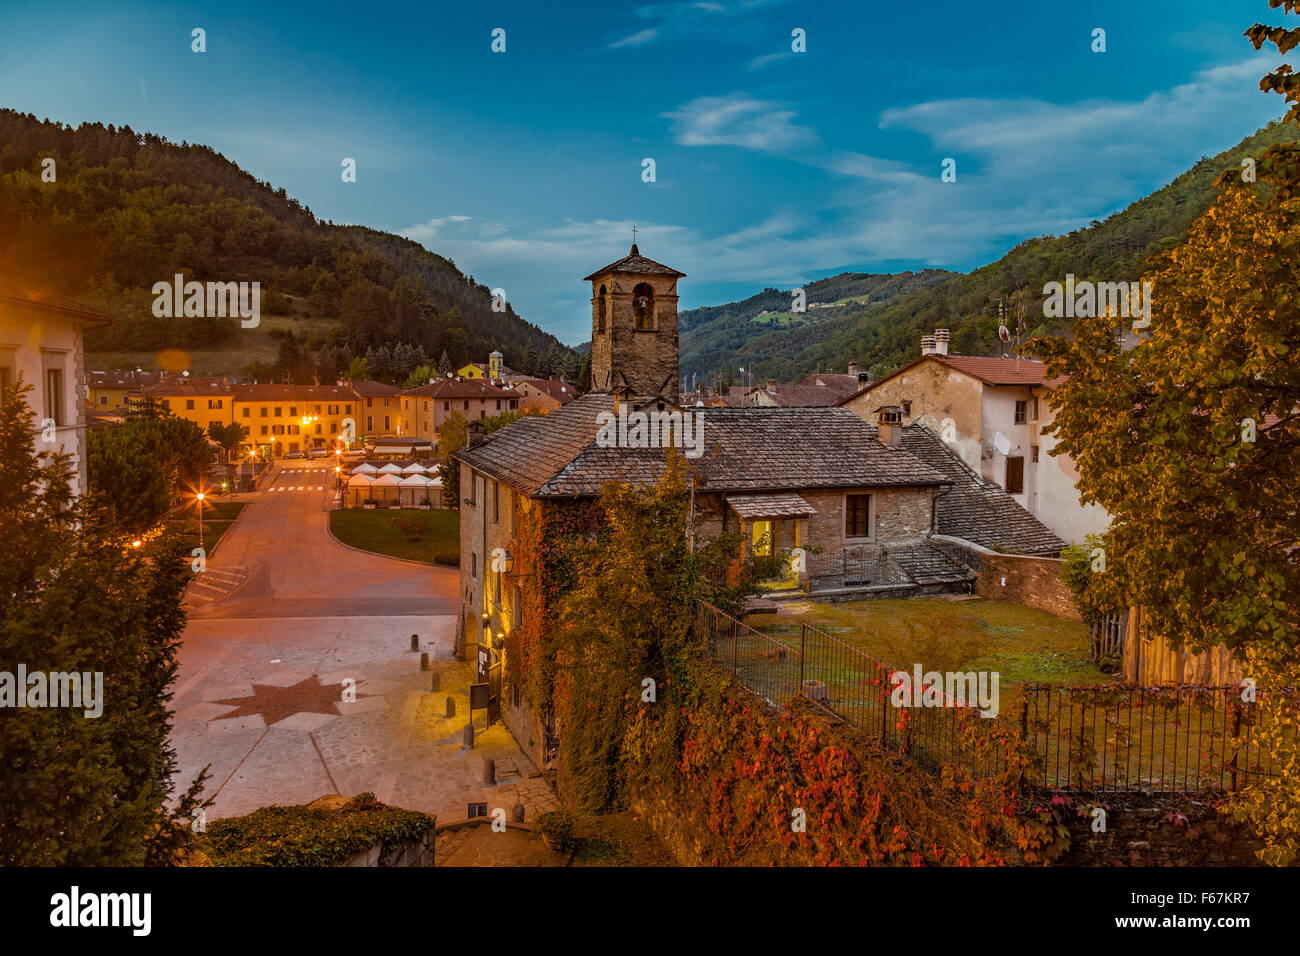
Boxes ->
[585,243,685,399]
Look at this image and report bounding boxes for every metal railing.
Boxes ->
[804,545,912,592]
[698,603,1294,793]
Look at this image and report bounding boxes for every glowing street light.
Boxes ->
[195,491,206,552]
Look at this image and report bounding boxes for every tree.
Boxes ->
[208,421,250,486]
[1030,8,1300,863]
[550,454,764,810]
[345,356,371,381]
[436,411,467,508]
[520,341,538,377]
[1,381,201,864]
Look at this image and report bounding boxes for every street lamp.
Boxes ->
[195,491,206,552]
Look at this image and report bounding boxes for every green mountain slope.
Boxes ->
[0,109,574,383]
[681,119,1297,383]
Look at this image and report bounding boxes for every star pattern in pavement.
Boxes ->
[210,675,363,726]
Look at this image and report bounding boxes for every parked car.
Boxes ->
[285,451,303,459]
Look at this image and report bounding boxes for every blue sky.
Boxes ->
[0,0,1288,345]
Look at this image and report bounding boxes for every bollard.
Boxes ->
[512,804,525,824]
[462,723,474,749]
[446,697,456,719]
[483,757,495,785]
[410,634,419,651]
[420,652,430,671]
[430,672,440,692]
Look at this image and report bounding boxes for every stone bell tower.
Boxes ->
[584,243,685,399]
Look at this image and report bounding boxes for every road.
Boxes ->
[168,461,558,827]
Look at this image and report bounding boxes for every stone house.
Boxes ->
[451,247,1067,767]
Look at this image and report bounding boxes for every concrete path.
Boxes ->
[170,461,559,829]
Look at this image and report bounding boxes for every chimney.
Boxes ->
[847,361,858,377]
[612,384,632,414]
[877,406,904,448]
[766,379,776,392]
[933,329,950,356]
[467,420,484,448]
[920,334,936,356]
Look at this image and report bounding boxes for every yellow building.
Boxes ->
[232,384,358,457]
[87,369,165,412]
[130,376,235,433]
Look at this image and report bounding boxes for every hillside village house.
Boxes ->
[87,368,164,412]
[131,375,235,433]
[349,379,402,441]
[512,378,575,414]
[401,377,521,437]
[839,332,1110,545]
[0,276,114,498]
[452,247,1065,767]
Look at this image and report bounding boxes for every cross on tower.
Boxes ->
[631,224,638,245]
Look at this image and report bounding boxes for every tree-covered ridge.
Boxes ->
[680,120,1298,383]
[0,109,572,381]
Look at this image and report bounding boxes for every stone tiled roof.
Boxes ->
[794,373,868,401]
[454,393,950,498]
[348,379,402,396]
[583,244,685,281]
[757,383,859,407]
[897,423,1066,556]
[405,379,520,399]
[725,493,817,519]
[0,275,115,325]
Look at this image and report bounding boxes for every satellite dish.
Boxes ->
[993,431,1011,456]
[998,325,1011,343]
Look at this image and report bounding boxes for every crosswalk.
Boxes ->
[269,485,328,491]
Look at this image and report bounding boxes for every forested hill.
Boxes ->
[680,119,1298,384]
[0,109,574,383]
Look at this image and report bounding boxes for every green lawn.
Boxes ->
[750,596,1103,686]
[329,509,460,565]
[167,500,246,556]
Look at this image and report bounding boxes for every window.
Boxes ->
[1030,396,1039,421]
[315,424,322,434]
[902,400,912,415]
[1031,445,1039,463]
[383,416,390,430]
[0,360,12,394]
[463,400,470,411]
[260,406,268,417]
[632,282,655,330]
[367,416,373,430]
[345,404,352,414]
[274,407,282,417]
[99,394,108,406]
[1014,400,1028,425]
[44,367,65,425]
[261,425,268,436]
[289,406,297,417]
[496,400,501,411]
[186,398,195,410]
[367,397,373,408]
[209,420,220,430]
[443,401,449,412]
[492,480,499,523]
[471,552,477,578]
[242,407,250,418]
[330,423,338,434]
[596,285,608,334]
[1006,456,1025,495]
[315,405,321,414]
[845,493,872,538]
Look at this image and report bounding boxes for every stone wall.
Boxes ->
[800,486,936,552]
[931,534,1080,620]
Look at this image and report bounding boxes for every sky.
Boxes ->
[0,0,1289,345]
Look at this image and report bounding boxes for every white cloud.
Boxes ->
[664,94,819,151]
[609,28,658,48]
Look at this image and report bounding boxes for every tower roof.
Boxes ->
[583,244,686,281]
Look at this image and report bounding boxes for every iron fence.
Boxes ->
[804,545,911,592]
[698,603,1295,794]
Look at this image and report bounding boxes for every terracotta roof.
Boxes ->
[88,369,165,388]
[233,384,356,402]
[794,373,869,401]
[929,355,1051,386]
[136,376,231,394]
[348,380,402,396]
[896,424,1065,556]
[0,275,115,326]
[517,378,576,404]
[583,244,686,281]
[454,393,950,499]
[405,379,521,400]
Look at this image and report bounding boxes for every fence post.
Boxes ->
[732,618,739,679]
[798,624,806,697]
[1229,696,1242,792]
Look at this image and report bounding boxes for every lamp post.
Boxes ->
[195,491,206,552]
